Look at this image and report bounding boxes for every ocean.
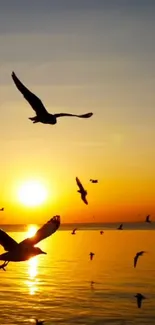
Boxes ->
[0,223,155,324]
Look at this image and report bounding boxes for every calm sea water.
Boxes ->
[0,223,155,324]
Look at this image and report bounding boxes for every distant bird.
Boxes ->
[134,293,146,308]
[134,251,146,268]
[0,215,60,264]
[76,177,88,205]
[89,252,95,261]
[33,319,44,325]
[71,228,77,235]
[145,215,151,223]
[0,208,4,211]
[90,179,98,183]
[117,224,123,230]
[100,230,104,235]
[90,281,95,285]
[11,72,93,125]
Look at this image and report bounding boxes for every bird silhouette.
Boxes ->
[90,179,98,183]
[33,319,45,325]
[0,208,4,211]
[11,72,93,125]
[71,228,77,235]
[89,252,95,260]
[117,224,123,230]
[0,215,60,263]
[76,177,88,205]
[145,215,151,223]
[134,293,146,308]
[134,251,146,268]
[100,230,104,235]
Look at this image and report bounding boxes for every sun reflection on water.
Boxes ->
[26,225,39,295]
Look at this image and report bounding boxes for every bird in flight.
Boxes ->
[0,215,60,266]
[100,230,104,235]
[89,252,95,261]
[134,293,146,308]
[117,224,123,230]
[0,208,4,211]
[33,319,45,325]
[11,72,93,125]
[71,228,77,235]
[90,179,98,183]
[145,215,151,223]
[134,251,146,268]
[76,177,88,205]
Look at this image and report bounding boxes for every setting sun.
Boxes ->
[27,225,38,238]
[18,180,47,207]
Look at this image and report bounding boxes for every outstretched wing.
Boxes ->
[11,72,48,116]
[134,254,138,268]
[0,229,18,251]
[76,177,85,192]
[82,194,88,205]
[19,215,60,247]
[55,112,93,118]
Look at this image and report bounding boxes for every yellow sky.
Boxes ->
[0,2,155,223]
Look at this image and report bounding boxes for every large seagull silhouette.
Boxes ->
[11,72,93,125]
[0,216,60,266]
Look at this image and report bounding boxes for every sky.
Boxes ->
[0,0,155,224]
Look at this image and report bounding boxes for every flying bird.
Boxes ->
[100,230,104,235]
[33,319,45,325]
[117,224,123,230]
[134,293,146,308]
[89,252,95,261]
[11,72,93,125]
[90,179,98,183]
[145,215,151,223]
[0,215,60,265]
[76,177,88,205]
[71,228,77,235]
[0,208,4,211]
[134,251,146,268]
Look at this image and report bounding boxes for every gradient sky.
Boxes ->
[0,0,155,224]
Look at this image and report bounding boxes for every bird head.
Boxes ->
[34,247,47,255]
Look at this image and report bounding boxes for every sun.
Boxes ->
[18,180,47,207]
[27,225,38,238]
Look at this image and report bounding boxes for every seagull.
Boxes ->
[33,319,45,325]
[117,223,123,230]
[0,208,4,211]
[89,252,95,261]
[90,281,95,289]
[76,177,88,205]
[71,228,77,235]
[11,72,93,125]
[0,215,60,265]
[100,230,104,235]
[134,293,146,308]
[145,215,151,223]
[90,179,98,183]
[134,251,146,268]
[90,281,95,285]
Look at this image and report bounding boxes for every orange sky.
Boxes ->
[0,2,155,224]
